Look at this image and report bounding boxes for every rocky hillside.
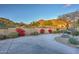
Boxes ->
[59,11,79,21]
[0,18,16,28]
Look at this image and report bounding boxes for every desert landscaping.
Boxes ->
[0,6,79,53]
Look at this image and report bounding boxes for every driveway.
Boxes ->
[0,34,79,54]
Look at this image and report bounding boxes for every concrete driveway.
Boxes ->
[0,34,79,54]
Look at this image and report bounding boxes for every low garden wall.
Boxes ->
[0,28,54,35]
[0,28,55,40]
[0,27,79,40]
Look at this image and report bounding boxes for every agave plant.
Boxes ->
[69,37,79,45]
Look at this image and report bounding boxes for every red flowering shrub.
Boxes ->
[48,29,52,33]
[16,28,26,36]
[40,29,45,34]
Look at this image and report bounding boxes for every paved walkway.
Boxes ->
[0,34,79,54]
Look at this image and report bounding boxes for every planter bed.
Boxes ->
[55,35,79,48]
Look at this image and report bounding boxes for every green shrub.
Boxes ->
[52,30,63,34]
[72,31,79,36]
[0,35,6,40]
[6,32,19,38]
[63,30,71,34]
[69,37,79,45]
[30,32,39,35]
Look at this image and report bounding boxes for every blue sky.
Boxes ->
[0,4,79,23]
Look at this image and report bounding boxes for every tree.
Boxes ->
[45,20,53,26]
[31,21,40,27]
[76,19,79,27]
